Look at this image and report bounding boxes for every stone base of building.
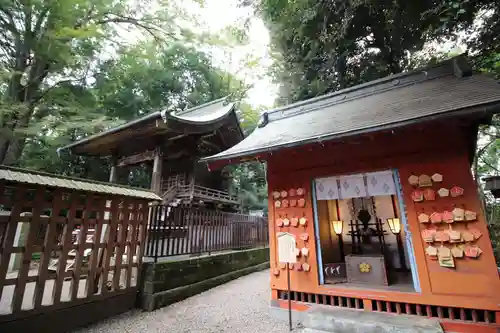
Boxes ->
[270,300,444,333]
[138,248,270,311]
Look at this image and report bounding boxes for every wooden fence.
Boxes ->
[0,167,158,333]
[145,205,268,260]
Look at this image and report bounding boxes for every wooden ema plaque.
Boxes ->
[277,232,297,264]
[345,254,389,286]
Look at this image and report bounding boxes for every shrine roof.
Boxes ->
[58,97,243,157]
[201,55,500,165]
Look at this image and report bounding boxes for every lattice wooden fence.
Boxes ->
[0,167,159,332]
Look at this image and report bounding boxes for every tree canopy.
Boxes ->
[252,0,500,104]
[19,41,250,179]
[0,0,181,165]
[0,0,266,212]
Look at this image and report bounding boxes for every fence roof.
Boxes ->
[0,166,161,200]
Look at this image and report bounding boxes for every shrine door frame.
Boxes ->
[311,169,422,292]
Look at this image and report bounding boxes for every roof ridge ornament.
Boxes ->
[160,104,179,122]
[453,56,472,77]
[258,112,269,128]
[160,109,168,122]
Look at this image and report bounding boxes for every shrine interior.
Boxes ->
[314,171,415,292]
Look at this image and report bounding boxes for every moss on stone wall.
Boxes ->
[138,248,270,311]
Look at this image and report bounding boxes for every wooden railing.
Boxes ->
[160,174,238,205]
[161,184,178,203]
[163,174,186,188]
[176,185,238,204]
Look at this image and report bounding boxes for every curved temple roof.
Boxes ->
[58,97,243,157]
[201,56,500,165]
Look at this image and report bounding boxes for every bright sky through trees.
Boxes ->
[184,0,277,107]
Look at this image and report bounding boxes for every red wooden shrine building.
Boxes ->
[202,56,500,332]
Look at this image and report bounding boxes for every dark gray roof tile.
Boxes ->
[202,58,500,163]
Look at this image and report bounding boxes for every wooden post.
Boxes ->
[109,156,118,183]
[100,152,119,293]
[151,148,163,194]
[287,262,292,331]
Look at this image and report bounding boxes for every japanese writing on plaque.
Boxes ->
[324,263,346,278]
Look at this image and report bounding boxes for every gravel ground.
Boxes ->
[74,269,291,333]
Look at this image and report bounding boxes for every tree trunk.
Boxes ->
[0,137,10,165]
[0,101,36,165]
[2,137,26,166]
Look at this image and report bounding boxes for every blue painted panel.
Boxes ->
[393,169,421,293]
[311,180,325,285]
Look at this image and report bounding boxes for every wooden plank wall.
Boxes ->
[266,120,500,312]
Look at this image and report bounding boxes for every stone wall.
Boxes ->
[138,248,270,311]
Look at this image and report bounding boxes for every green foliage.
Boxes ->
[257,0,434,102]
[238,102,262,135]
[0,0,177,165]
[253,0,499,104]
[475,52,500,79]
[226,161,268,214]
[227,102,267,213]
[94,42,248,121]
[472,52,500,261]
[485,202,500,263]
[19,41,251,182]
